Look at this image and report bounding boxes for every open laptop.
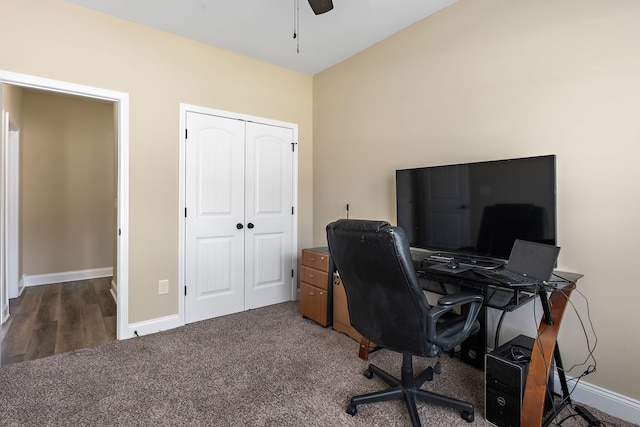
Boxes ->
[475,239,560,287]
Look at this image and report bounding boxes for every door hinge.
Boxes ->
[185,129,188,139]
[292,269,294,278]
[118,228,121,236]
[291,142,298,152]
[184,286,187,296]
[291,206,294,215]
[185,207,187,218]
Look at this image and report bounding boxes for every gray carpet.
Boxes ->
[0,302,633,426]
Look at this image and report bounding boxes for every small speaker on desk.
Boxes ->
[485,335,553,427]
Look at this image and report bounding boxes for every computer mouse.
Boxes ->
[447,260,459,270]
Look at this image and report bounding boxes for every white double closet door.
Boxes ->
[185,111,295,324]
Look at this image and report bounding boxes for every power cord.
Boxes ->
[549,285,598,400]
[555,412,585,425]
[541,278,602,426]
[575,405,603,426]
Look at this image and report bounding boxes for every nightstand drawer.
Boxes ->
[299,282,328,326]
[299,247,334,327]
[302,249,330,272]
[300,266,328,290]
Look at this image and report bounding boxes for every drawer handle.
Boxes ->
[309,275,315,278]
[320,291,324,295]
[309,292,315,296]
[310,258,316,261]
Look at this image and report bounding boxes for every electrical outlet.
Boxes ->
[158,279,169,295]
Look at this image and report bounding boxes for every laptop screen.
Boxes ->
[507,240,560,281]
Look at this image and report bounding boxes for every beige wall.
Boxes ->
[0,0,314,323]
[314,0,640,401]
[21,90,114,276]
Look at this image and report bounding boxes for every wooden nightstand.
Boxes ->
[299,247,333,326]
[333,272,377,359]
[332,272,361,340]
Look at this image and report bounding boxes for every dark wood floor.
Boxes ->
[1,277,116,366]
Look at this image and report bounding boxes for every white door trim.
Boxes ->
[0,83,5,324]
[178,103,299,325]
[5,112,19,301]
[0,70,130,340]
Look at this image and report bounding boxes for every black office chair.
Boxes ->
[326,219,484,426]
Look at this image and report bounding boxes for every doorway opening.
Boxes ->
[0,71,129,349]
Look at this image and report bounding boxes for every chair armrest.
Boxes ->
[436,292,484,307]
[426,292,484,351]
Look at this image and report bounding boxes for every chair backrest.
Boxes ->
[326,219,433,356]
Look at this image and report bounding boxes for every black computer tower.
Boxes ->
[460,301,487,369]
[485,335,553,427]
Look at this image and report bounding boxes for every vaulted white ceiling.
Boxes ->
[65,0,457,75]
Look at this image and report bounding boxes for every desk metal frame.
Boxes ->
[414,255,580,427]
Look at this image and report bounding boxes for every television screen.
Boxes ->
[396,155,556,260]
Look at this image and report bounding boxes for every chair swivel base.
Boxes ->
[346,354,474,427]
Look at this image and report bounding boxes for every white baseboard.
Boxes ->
[24,267,113,287]
[18,275,25,296]
[556,374,640,424]
[126,314,183,339]
[110,279,117,303]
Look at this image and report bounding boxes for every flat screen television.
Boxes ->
[396,155,556,260]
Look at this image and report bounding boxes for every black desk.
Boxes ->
[414,251,532,367]
[412,250,582,426]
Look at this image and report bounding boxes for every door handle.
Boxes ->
[247,223,254,229]
[236,223,244,229]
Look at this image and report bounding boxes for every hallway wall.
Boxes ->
[21,90,115,277]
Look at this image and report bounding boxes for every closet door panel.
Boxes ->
[185,113,245,323]
[244,122,294,309]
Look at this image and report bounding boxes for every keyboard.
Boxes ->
[476,268,538,286]
[426,254,502,270]
[458,258,503,270]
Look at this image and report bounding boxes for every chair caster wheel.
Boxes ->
[346,404,357,416]
[363,368,374,379]
[461,411,474,422]
[433,361,442,374]
[424,366,434,382]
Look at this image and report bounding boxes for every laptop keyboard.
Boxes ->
[482,269,535,285]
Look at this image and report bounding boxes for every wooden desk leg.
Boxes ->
[521,288,572,427]
[359,337,371,360]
